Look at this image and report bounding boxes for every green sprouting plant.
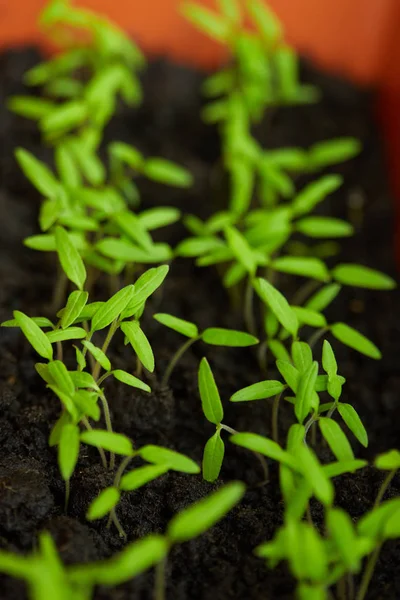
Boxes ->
[183,0,361,217]
[1,266,169,503]
[0,482,245,600]
[153,312,258,386]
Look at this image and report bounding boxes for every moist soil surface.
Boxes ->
[0,48,399,600]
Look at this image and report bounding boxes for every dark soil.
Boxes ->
[0,48,399,600]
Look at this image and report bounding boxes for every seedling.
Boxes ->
[154,313,258,386]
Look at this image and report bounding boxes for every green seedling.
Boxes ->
[154,312,258,386]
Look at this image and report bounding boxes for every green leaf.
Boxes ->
[323,459,367,479]
[69,371,98,390]
[82,341,111,372]
[91,285,135,332]
[332,264,396,290]
[230,432,299,469]
[295,361,318,423]
[291,175,343,217]
[225,226,256,275]
[15,148,60,198]
[86,487,121,521]
[120,464,169,491]
[70,535,168,586]
[309,138,362,169]
[55,226,86,290]
[322,340,337,377]
[109,141,144,170]
[39,198,61,231]
[48,385,78,421]
[113,369,151,393]
[55,143,81,188]
[271,256,330,282]
[305,283,342,312]
[375,450,400,471]
[254,278,298,336]
[47,360,75,396]
[319,418,354,461]
[167,482,245,543]
[296,216,354,238]
[331,322,381,360]
[337,403,368,447]
[46,327,87,343]
[2,316,53,328]
[153,313,198,338]
[58,423,80,481]
[231,380,285,402]
[357,498,400,540]
[292,341,313,372]
[297,445,334,506]
[217,0,240,23]
[176,237,223,258]
[41,101,88,135]
[121,265,169,318]
[61,291,89,329]
[327,508,360,571]
[247,0,282,42]
[202,430,225,483]
[198,358,224,425]
[201,328,258,347]
[291,307,327,329]
[13,310,53,360]
[277,360,299,393]
[74,390,100,421]
[139,445,200,474]
[8,96,56,120]
[81,430,134,456]
[121,321,154,372]
[113,212,153,251]
[181,3,232,42]
[144,158,193,188]
[268,340,291,362]
[138,207,181,231]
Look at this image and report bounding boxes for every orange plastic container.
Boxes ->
[1,0,400,255]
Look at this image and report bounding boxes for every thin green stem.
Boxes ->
[291,279,321,307]
[97,371,113,388]
[64,478,70,513]
[106,456,134,534]
[257,340,268,376]
[51,271,68,314]
[271,392,282,444]
[161,336,199,388]
[99,393,115,470]
[114,456,134,489]
[92,319,119,382]
[220,423,269,484]
[356,544,382,600]
[154,556,168,600]
[108,508,127,539]
[244,276,256,336]
[374,469,396,508]
[82,417,107,469]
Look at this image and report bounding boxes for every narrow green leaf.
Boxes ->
[143,158,193,188]
[305,283,341,312]
[138,445,200,474]
[46,327,87,343]
[58,423,80,481]
[97,238,172,264]
[268,340,291,362]
[331,322,381,360]
[55,226,86,290]
[375,450,400,471]
[332,264,396,290]
[254,278,298,336]
[323,459,367,479]
[327,508,360,571]
[198,358,224,425]
[291,307,327,328]
[113,212,153,251]
[167,482,245,543]
[225,226,256,275]
[309,138,362,169]
[176,236,223,258]
[121,265,169,318]
[81,430,134,456]
[55,143,81,188]
[319,418,354,461]
[153,313,198,338]
[47,360,75,396]
[322,340,337,377]
[296,216,354,238]
[338,403,368,447]
[202,327,258,347]
[86,487,121,520]
[271,256,330,282]
[277,360,299,393]
[295,362,318,423]
[113,369,151,393]
[120,464,169,491]
[13,310,53,360]
[291,175,343,217]
[91,285,135,332]
[297,445,334,506]
[202,430,225,483]
[69,371,98,390]
[231,380,285,402]
[181,3,232,42]
[1,316,53,329]
[247,0,282,43]
[138,207,181,230]
[82,341,111,372]
[15,148,60,198]
[230,432,299,469]
[121,321,154,372]
[61,291,89,329]
[292,341,313,373]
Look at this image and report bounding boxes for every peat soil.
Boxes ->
[0,48,399,600]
